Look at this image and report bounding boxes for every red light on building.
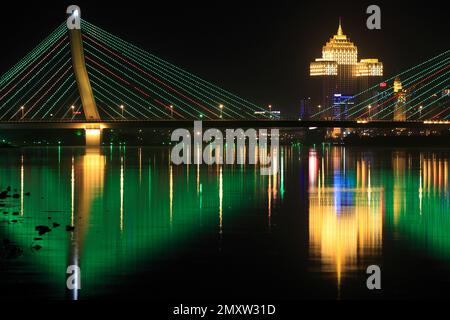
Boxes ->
[380,82,387,88]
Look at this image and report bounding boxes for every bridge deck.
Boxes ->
[0,120,449,130]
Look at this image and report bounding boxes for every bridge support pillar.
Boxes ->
[85,125,102,147]
[69,28,101,121]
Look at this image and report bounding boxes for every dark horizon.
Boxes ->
[1,0,448,116]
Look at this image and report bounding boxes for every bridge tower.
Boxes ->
[67,6,102,146]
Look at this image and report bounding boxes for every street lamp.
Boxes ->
[368,105,372,119]
[419,105,423,118]
[269,105,272,119]
[170,105,174,118]
[120,105,125,118]
[219,104,224,119]
[20,106,24,119]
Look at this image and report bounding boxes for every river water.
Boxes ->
[0,146,449,300]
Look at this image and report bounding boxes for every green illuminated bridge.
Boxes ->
[1,18,450,145]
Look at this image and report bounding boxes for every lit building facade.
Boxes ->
[310,20,383,119]
[393,77,407,121]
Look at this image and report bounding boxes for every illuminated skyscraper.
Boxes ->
[393,77,403,93]
[393,77,407,121]
[310,20,383,119]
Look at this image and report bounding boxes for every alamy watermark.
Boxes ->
[170,122,280,176]
[366,265,382,290]
[67,265,81,291]
[366,5,382,30]
[67,5,81,30]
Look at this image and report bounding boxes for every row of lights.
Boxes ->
[15,99,430,121]
[17,105,78,119]
[119,103,275,119]
[16,103,277,120]
[424,121,450,124]
[119,103,226,119]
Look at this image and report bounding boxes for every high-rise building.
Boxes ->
[310,20,383,120]
[393,77,407,121]
[300,97,314,120]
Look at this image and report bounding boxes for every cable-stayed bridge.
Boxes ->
[0,20,268,123]
[1,18,450,145]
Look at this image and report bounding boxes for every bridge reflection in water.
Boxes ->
[1,146,450,299]
[69,147,105,299]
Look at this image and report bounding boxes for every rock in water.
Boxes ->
[35,226,52,236]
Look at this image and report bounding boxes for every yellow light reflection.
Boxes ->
[421,155,449,193]
[309,158,383,288]
[69,148,105,299]
[85,129,101,147]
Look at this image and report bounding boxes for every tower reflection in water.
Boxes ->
[3,145,450,299]
[308,147,383,288]
[69,147,105,300]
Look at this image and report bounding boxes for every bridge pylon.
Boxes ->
[68,16,102,146]
[69,28,100,120]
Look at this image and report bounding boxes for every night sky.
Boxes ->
[1,0,448,116]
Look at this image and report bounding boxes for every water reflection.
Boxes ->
[393,152,407,225]
[422,155,448,193]
[70,148,105,299]
[308,148,383,288]
[1,146,450,299]
[391,152,450,260]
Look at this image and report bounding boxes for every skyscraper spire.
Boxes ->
[310,17,383,119]
[337,17,344,36]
